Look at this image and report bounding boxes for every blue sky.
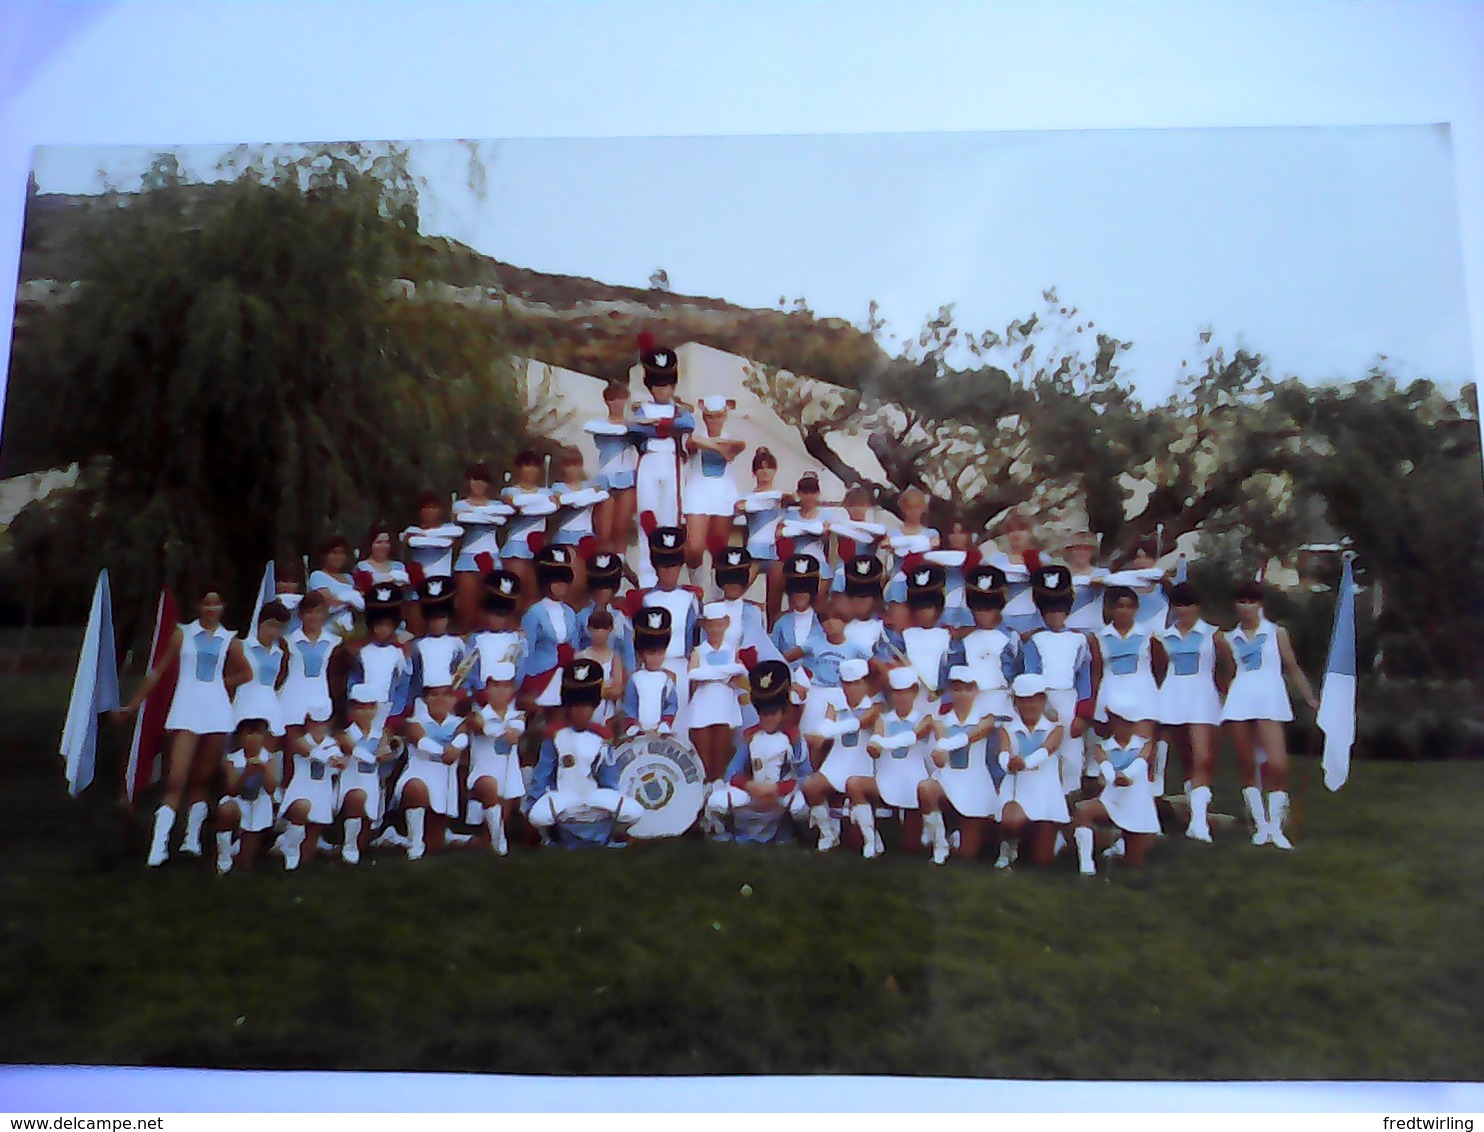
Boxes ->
[29,124,1473,402]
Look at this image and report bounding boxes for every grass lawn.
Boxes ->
[1,670,1480,1080]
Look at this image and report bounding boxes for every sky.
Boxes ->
[28,124,1474,401]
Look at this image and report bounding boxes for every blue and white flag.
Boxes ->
[246,559,276,639]
[1317,556,1358,792]
[1172,554,1188,584]
[60,569,121,796]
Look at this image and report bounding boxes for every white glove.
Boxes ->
[1022,746,1051,770]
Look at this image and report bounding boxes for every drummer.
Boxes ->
[704,660,813,844]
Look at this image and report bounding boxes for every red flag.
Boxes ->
[124,588,179,808]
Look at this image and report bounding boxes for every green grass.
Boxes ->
[1,672,1480,1079]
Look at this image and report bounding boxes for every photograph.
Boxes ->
[1,124,1480,1084]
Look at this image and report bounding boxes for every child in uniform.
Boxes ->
[923,668,1004,864]
[705,660,814,843]
[683,395,746,587]
[401,491,465,636]
[949,565,1022,722]
[1073,692,1161,875]
[453,462,515,633]
[517,547,581,725]
[500,451,559,609]
[586,381,638,555]
[622,608,681,736]
[855,666,939,859]
[549,447,611,602]
[1022,565,1094,797]
[395,681,469,861]
[628,334,696,588]
[464,661,526,855]
[798,658,882,852]
[334,685,399,865]
[735,448,791,627]
[213,717,280,875]
[994,673,1070,869]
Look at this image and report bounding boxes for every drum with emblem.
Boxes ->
[610,732,707,838]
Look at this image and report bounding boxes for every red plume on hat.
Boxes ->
[637,330,656,355]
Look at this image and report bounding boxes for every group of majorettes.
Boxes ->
[114,333,1320,874]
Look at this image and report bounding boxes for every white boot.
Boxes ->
[1153,740,1170,794]
[924,811,950,865]
[852,804,880,859]
[994,839,1018,870]
[1102,835,1126,860]
[178,801,207,857]
[215,830,235,875]
[147,804,175,867]
[485,805,507,855]
[1243,786,1270,845]
[1267,791,1293,850]
[1074,826,1096,876]
[343,818,363,865]
[1053,830,1068,857]
[810,803,839,852]
[406,808,426,861]
[281,823,306,871]
[1186,785,1213,842]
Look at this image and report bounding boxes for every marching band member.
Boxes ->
[628,334,695,588]
[517,547,580,725]
[466,571,526,691]
[232,599,290,752]
[354,520,413,595]
[1221,580,1319,851]
[885,564,954,709]
[463,661,526,855]
[453,462,515,632]
[839,557,892,679]
[587,381,639,555]
[735,447,791,626]
[213,717,279,875]
[1022,565,1094,797]
[924,668,1004,864]
[829,485,890,585]
[1124,540,1170,630]
[925,518,983,631]
[577,552,636,677]
[683,395,746,585]
[713,546,769,660]
[1073,692,1161,875]
[402,491,464,625]
[526,660,643,846]
[278,703,343,871]
[882,488,939,629]
[772,555,826,689]
[706,660,814,844]
[798,657,882,852]
[308,536,365,635]
[549,447,610,601]
[949,565,1022,722]
[1060,530,1110,632]
[277,591,342,762]
[346,582,413,741]
[623,608,681,735]
[406,578,467,706]
[272,558,306,633]
[855,667,938,859]
[1155,582,1234,843]
[628,527,701,721]
[395,680,469,860]
[986,508,1048,635]
[798,602,874,773]
[1092,587,1164,742]
[994,673,1070,869]
[577,610,625,731]
[778,473,834,601]
[334,686,399,866]
[500,451,559,608]
[688,603,749,791]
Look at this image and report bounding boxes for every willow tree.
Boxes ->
[5,144,530,640]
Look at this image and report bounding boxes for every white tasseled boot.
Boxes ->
[280,823,306,871]
[811,803,839,852]
[852,803,880,859]
[215,830,235,875]
[1186,785,1213,842]
[147,804,175,867]
[924,811,950,865]
[406,808,426,861]
[178,801,208,857]
[1074,826,1096,876]
[342,818,363,865]
[485,805,508,855]
[1243,786,1270,845]
[994,839,1018,870]
[1267,790,1293,850]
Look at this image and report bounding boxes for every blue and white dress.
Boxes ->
[585,418,638,491]
[500,488,558,561]
[997,714,1069,823]
[1156,619,1224,726]
[232,635,286,736]
[221,748,277,832]
[468,701,527,799]
[737,491,788,563]
[335,723,389,823]
[402,524,464,595]
[550,483,609,551]
[308,570,365,635]
[933,707,1002,819]
[689,640,747,728]
[452,498,514,573]
[871,709,934,809]
[816,693,881,792]
[1222,617,1293,722]
[166,620,238,734]
[1093,623,1160,723]
[394,700,466,817]
[1093,733,1159,833]
[683,421,741,517]
[282,732,340,824]
[278,627,342,727]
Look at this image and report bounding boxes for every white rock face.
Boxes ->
[0,464,81,529]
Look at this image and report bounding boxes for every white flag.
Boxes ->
[60,569,121,796]
[1317,557,1358,792]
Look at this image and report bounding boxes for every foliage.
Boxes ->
[3,146,531,643]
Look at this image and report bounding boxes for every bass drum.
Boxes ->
[610,732,707,839]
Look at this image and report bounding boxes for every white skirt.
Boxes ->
[1156,673,1224,726]
[1221,671,1294,722]
[336,761,385,823]
[1001,759,1070,824]
[467,748,525,800]
[683,473,738,518]
[281,764,338,825]
[936,757,1001,819]
[689,680,743,728]
[528,786,627,827]
[1093,671,1160,724]
[279,681,333,730]
[394,759,459,818]
[232,683,286,737]
[818,738,874,793]
[800,685,847,737]
[165,678,234,735]
[874,746,930,809]
[219,790,276,833]
[1099,767,1160,834]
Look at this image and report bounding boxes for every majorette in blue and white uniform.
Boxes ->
[1022,565,1093,792]
[467,663,527,803]
[689,605,748,729]
[868,668,936,810]
[713,547,771,660]
[281,719,341,826]
[406,578,466,703]
[277,623,342,728]
[812,659,880,794]
[401,522,463,598]
[949,564,1022,721]
[576,552,636,673]
[683,396,742,518]
[585,416,638,492]
[1091,722,1159,834]
[336,690,392,826]
[627,336,695,587]
[737,489,788,564]
[1093,621,1160,724]
[499,486,558,563]
[629,527,700,717]
[167,619,239,735]
[220,746,277,834]
[1156,617,1224,726]
[452,496,514,574]
[997,675,1070,824]
[394,693,468,824]
[549,480,610,558]
[931,669,1003,820]
[798,628,872,739]
[884,564,954,704]
[233,629,286,737]
[1222,615,1293,722]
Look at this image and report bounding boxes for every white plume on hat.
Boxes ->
[1012,673,1047,698]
